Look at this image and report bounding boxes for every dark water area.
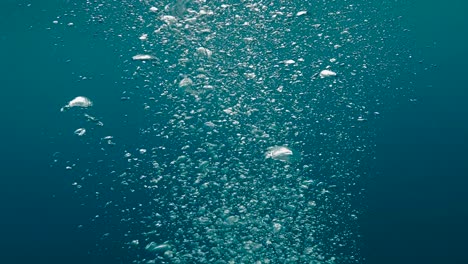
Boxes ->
[0,0,467,263]
[362,0,468,263]
[0,1,123,263]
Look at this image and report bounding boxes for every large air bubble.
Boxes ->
[60,96,92,112]
[265,146,300,163]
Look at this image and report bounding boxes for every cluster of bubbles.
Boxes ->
[56,0,414,263]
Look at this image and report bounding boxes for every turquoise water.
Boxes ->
[1,0,467,264]
[363,1,468,263]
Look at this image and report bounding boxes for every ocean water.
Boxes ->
[0,0,467,264]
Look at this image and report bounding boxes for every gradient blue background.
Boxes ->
[0,1,467,263]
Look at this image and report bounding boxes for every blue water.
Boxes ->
[1,0,467,263]
[363,1,468,263]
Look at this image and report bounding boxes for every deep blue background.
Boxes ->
[0,1,467,263]
[0,1,123,263]
[362,1,468,263]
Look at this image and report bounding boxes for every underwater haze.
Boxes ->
[1,0,467,264]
